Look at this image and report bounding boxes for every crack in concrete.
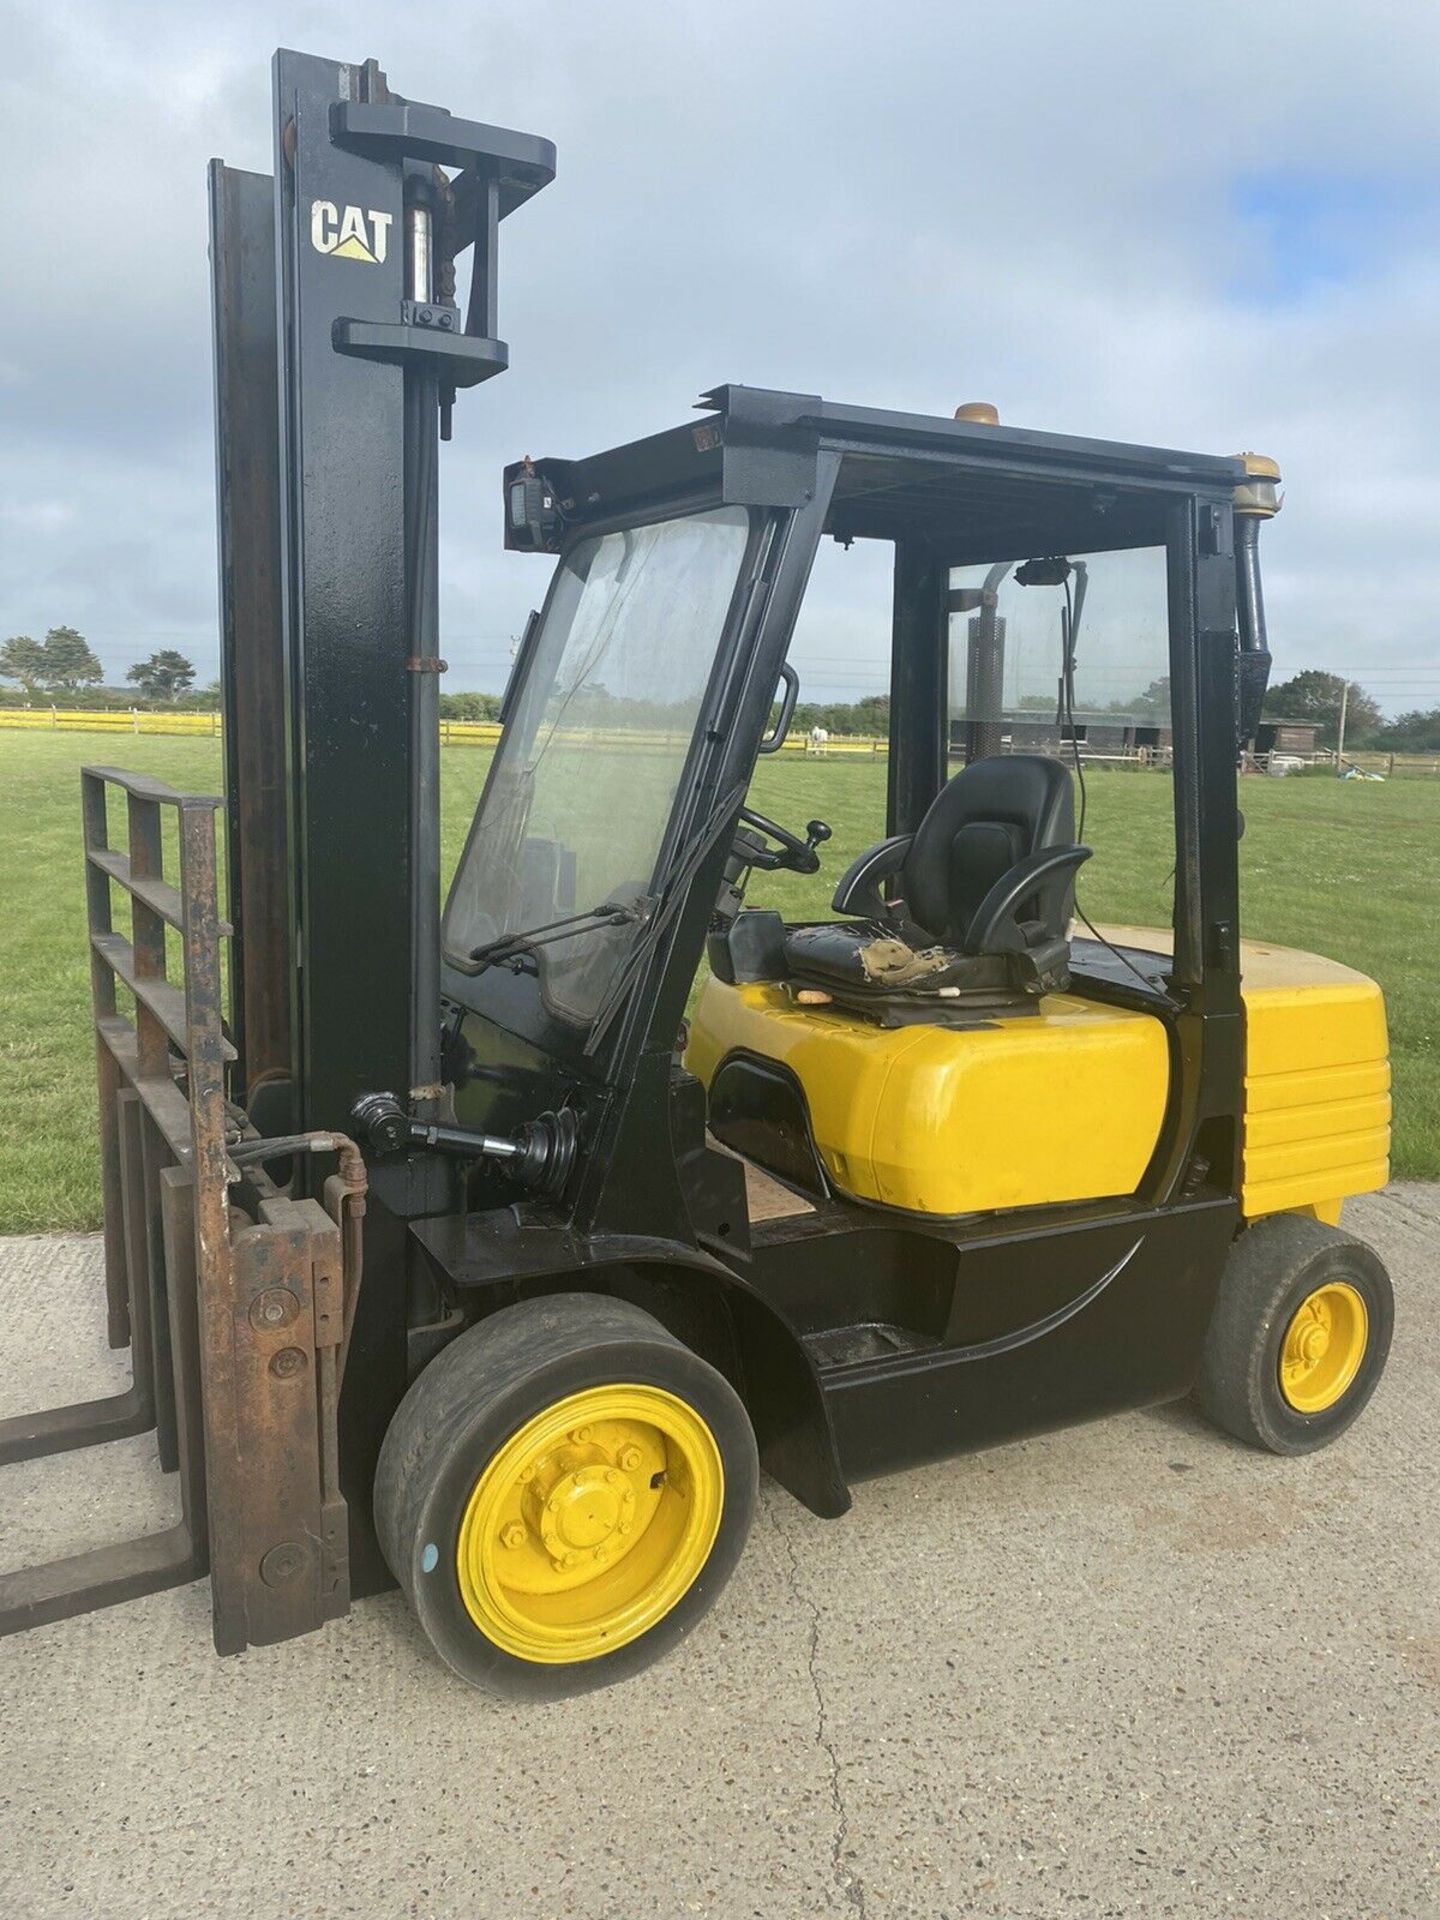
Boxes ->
[771,1506,868,1919]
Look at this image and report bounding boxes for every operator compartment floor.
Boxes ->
[717,1140,954,1368]
[720,1144,817,1223]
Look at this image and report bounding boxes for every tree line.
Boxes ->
[1,629,202,704]
[5,632,1437,752]
[791,679,1440,751]
[1263,671,1439,754]
[789,676,1440,753]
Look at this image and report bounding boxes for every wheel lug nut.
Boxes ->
[618,1444,642,1471]
[571,1427,591,1443]
[501,1522,526,1550]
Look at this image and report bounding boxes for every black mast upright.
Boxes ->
[271,51,413,1139]
[211,49,554,1585]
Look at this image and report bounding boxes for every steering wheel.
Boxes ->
[734,806,832,875]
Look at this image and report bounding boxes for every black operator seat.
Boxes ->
[783,754,1090,1006]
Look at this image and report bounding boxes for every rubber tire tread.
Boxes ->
[1193,1214,1393,1455]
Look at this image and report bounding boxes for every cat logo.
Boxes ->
[310,200,394,265]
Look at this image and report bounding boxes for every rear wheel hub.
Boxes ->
[1279,1280,1368,1414]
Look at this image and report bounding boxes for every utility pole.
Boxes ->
[1336,680,1349,773]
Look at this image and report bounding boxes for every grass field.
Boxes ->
[2,732,1435,1232]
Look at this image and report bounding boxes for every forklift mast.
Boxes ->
[214,50,554,1140]
[211,57,555,1589]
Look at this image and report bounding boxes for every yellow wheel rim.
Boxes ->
[455,1384,724,1665]
[1278,1281,1368,1414]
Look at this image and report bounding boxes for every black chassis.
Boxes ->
[413,390,1250,1534]
[209,50,1253,1597]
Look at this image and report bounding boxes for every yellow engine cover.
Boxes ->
[1237,944,1391,1220]
[687,930,1391,1223]
[684,978,1171,1216]
[1094,928,1392,1221]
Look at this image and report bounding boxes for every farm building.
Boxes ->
[948,710,1172,759]
[1254,719,1323,756]
[945,713,1324,760]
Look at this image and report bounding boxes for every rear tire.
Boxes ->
[374,1293,758,1699]
[1193,1214,1393,1455]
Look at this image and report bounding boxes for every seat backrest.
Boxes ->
[900,754,1075,945]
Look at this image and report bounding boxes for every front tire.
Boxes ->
[1193,1215,1393,1455]
[374,1293,758,1699]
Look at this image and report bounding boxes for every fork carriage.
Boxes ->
[0,768,364,1648]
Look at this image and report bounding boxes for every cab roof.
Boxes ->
[508,384,1246,563]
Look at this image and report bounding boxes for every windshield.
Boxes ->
[444,505,753,1024]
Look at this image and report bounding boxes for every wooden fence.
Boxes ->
[0,709,890,755]
[0,707,223,736]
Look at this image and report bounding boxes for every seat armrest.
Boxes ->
[831,834,913,918]
[962,844,1092,956]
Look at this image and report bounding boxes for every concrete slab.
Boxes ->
[1,1188,1436,1920]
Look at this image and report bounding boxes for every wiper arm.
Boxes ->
[469,899,648,971]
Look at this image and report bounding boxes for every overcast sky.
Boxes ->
[3,0,1438,711]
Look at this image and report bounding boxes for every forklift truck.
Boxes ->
[0,50,1393,1697]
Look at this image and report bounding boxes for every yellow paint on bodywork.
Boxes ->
[685,979,1170,1215]
[1237,955,1391,1220]
[1099,928,1390,1221]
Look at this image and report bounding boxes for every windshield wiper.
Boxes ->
[469,899,648,972]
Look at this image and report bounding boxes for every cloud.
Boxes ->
[2,500,76,535]
[2,0,1437,710]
